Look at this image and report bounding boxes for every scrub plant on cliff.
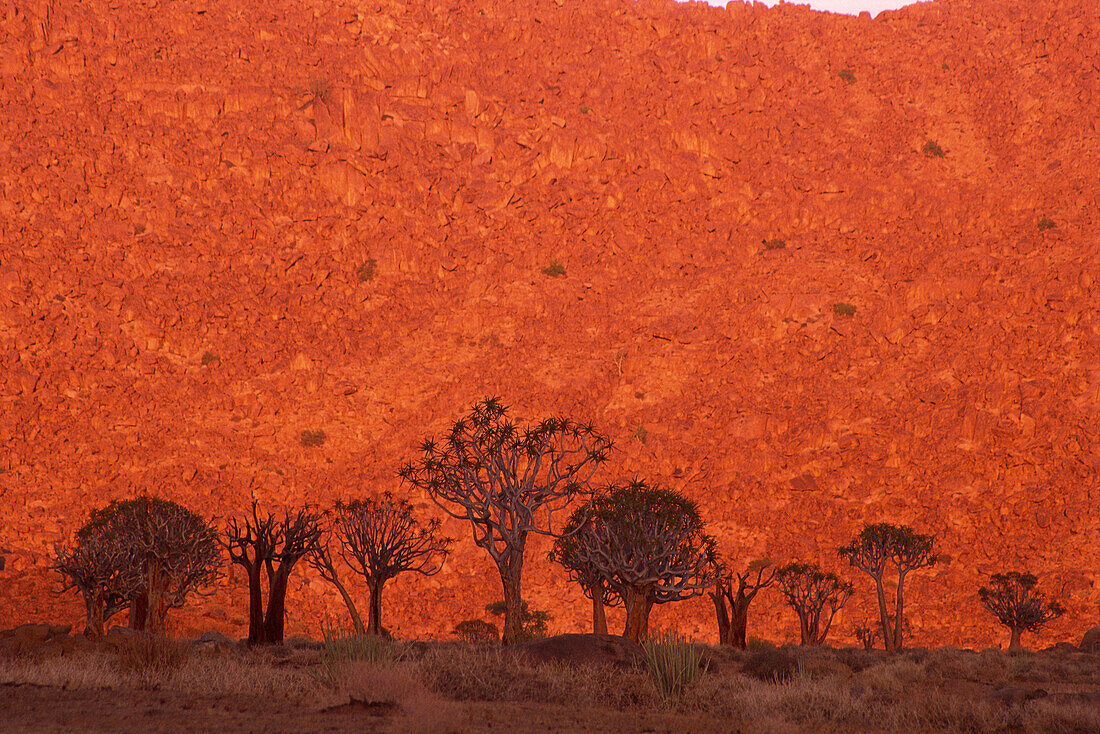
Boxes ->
[710,557,776,648]
[225,502,322,645]
[838,523,940,651]
[317,493,451,637]
[553,481,719,643]
[979,571,1065,652]
[399,397,611,645]
[776,562,852,646]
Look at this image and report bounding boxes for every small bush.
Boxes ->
[356,259,377,281]
[579,104,592,114]
[484,601,550,640]
[742,647,802,683]
[453,619,499,644]
[855,624,880,650]
[200,351,219,366]
[747,636,775,652]
[643,631,708,706]
[311,623,408,688]
[300,429,327,447]
[763,238,786,250]
[1037,216,1056,231]
[834,302,857,317]
[922,140,945,158]
[541,260,566,278]
[837,69,856,84]
[113,633,190,685]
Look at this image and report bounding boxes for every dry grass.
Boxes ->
[1,638,1096,733]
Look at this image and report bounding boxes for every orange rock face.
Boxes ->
[1,0,1096,647]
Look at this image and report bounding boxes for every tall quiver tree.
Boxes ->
[550,506,621,635]
[555,480,719,643]
[225,503,322,645]
[53,528,143,639]
[979,571,1065,652]
[399,398,611,645]
[838,523,940,651]
[328,493,452,636]
[710,558,775,648]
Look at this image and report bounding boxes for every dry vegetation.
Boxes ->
[2,632,1097,733]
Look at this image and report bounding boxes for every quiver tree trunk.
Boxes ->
[245,561,265,644]
[711,590,731,645]
[367,580,384,636]
[84,595,106,640]
[263,565,291,644]
[499,553,525,645]
[623,589,654,643]
[1009,627,1023,652]
[730,596,751,649]
[592,593,607,635]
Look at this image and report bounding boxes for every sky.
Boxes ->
[695,0,919,15]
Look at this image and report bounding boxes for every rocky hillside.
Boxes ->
[1,0,1096,646]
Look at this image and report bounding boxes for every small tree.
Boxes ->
[555,481,718,643]
[325,493,451,636]
[979,571,1065,652]
[62,497,221,635]
[710,558,775,648]
[777,562,852,646]
[225,503,322,645]
[838,523,939,651]
[308,532,365,635]
[485,600,551,640]
[399,397,611,644]
[550,504,622,635]
[53,530,143,639]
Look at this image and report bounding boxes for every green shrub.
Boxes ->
[922,140,945,158]
[1037,217,1055,231]
[763,238,786,250]
[541,260,566,278]
[834,302,857,317]
[837,69,856,84]
[356,259,377,282]
[643,630,707,705]
[579,105,592,114]
[200,351,219,366]
[485,601,550,640]
[300,429,326,447]
[453,619,499,644]
[311,622,408,688]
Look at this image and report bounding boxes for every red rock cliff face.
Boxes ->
[0,0,1096,646]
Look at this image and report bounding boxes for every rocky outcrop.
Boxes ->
[0,0,1096,647]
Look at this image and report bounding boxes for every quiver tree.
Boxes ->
[710,558,775,648]
[308,531,365,635]
[225,503,322,645]
[550,505,622,635]
[53,530,143,639]
[979,571,1065,652]
[57,497,221,636]
[777,562,852,646]
[553,480,719,643]
[838,523,940,651]
[323,493,452,636]
[399,397,611,645]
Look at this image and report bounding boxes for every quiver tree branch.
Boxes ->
[978,571,1065,651]
[308,531,364,635]
[777,562,852,646]
[709,557,775,648]
[225,502,321,645]
[399,397,611,644]
[552,480,719,643]
[327,493,452,636]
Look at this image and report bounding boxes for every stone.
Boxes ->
[1079,626,1100,653]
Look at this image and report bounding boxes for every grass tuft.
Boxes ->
[838,69,856,84]
[922,140,946,158]
[643,631,708,706]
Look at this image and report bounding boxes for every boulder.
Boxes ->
[986,685,1048,706]
[194,630,236,649]
[1079,626,1100,653]
[505,633,644,668]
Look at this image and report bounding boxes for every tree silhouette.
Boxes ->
[554,481,718,643]
[56,497,221,636]
[777,562,852,646]
[979,571,1065,651]
[710,558,775,648]
[324,493,451,636]
[225,503,322,645]
[838,523,940,651]
[399,397,611,644]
